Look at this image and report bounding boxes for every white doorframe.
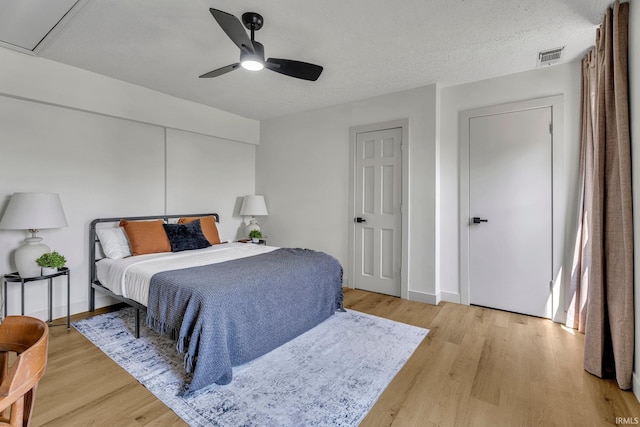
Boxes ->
[459,95,565,318]
[348,119,409,299]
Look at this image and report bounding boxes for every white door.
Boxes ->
[469,107,552,318]
[353,127,402,296]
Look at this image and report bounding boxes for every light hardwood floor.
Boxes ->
[33,289,640,426]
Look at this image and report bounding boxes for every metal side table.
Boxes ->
[3,267,70,329]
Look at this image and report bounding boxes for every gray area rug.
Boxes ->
[74,307,428,426]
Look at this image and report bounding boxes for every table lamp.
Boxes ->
[0,192,68,278]
[239,195,268,236]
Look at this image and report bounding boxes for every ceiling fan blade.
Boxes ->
[265,58,323,81]
[199,63,241,78]
[209,8,254,54]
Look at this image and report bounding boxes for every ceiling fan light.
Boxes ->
[241,59,264,71]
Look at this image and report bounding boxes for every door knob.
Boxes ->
[354,217,366,223]
[472,217,488,224]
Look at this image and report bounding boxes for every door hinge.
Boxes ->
[549,123,553,134]
[549,280,553,292]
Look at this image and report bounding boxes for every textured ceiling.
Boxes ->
[33,0,609,120]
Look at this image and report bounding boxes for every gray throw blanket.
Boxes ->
[146,248,343,396]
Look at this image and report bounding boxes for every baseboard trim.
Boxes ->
[18,300,85,323]
[93,294,120,310]
[633,372,640,403]
[439,291,461,304]
[14,294,121,323]
[408,290,438,305]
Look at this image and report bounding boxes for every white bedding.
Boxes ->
[96,242,278,306]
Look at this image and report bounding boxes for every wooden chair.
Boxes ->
[0,316,49,427]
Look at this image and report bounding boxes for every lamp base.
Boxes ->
[15,237,50,278]
[245,217,261,237]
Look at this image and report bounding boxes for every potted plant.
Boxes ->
[249,229,263,243]
[36,251,66,276]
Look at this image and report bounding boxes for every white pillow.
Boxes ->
[97,227,132,259]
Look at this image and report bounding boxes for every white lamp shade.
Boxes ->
[0,192,68,278]
[240,195,268,216]
[0,192,68,230]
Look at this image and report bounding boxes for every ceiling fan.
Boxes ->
[199,8,323,81]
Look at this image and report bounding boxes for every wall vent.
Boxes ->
[537,46,565,67]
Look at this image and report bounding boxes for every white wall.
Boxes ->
[258,63,583,308]
[165,129,256,242]
[0,48,259,145]
[258,62,582,307]
[257,85,438,300]
[0,49,259,320]
[628,0,640,402]
[439,62,582,319]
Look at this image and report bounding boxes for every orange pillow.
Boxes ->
[119,219,171,256]
[177,216,221,245]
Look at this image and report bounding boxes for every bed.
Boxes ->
[89,213,344,395]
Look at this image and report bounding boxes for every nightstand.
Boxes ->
[237,239,267,246]
[3,267,70,329]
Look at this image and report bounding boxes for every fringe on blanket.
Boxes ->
[146,316,182,344]
[147,315,197,373]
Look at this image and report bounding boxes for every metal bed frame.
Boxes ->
[89,213,220,338]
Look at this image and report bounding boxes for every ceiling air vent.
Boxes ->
[537,46,565,67]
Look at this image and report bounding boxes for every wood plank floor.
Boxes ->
[32,289,640,426]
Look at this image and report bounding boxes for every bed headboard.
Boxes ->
[89,213,219,297]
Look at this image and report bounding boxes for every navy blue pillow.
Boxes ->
[163,219,211,252]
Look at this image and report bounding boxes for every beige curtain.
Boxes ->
[567,0,633,390]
